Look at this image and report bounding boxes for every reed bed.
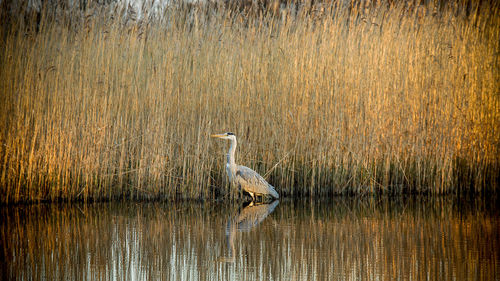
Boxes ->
[0,1,498,203]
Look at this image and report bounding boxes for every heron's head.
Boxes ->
[211,132,236,140]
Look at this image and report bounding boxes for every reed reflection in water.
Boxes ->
[1,197,498,281]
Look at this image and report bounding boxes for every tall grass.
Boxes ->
[0,2,498,203]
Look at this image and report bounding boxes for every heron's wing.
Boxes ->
[236,166,279,198]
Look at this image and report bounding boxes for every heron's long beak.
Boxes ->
[211,134,226,138]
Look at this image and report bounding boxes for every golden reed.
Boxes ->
[0,2,498,203]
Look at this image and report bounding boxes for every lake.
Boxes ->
[1,196,498,280]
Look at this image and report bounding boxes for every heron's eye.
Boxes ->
[227,132,234,136]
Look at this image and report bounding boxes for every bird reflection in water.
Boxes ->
[220,200,279,263]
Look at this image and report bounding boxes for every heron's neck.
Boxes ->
[227,138,237,169]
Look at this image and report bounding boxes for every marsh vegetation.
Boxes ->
[0,1,498,203]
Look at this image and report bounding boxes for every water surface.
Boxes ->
[1,196,498,280]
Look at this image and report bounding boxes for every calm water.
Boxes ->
[1,196,498,281]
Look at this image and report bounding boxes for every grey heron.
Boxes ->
[211,132,279,201]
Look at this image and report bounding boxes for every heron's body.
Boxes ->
[212,132,279,201]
